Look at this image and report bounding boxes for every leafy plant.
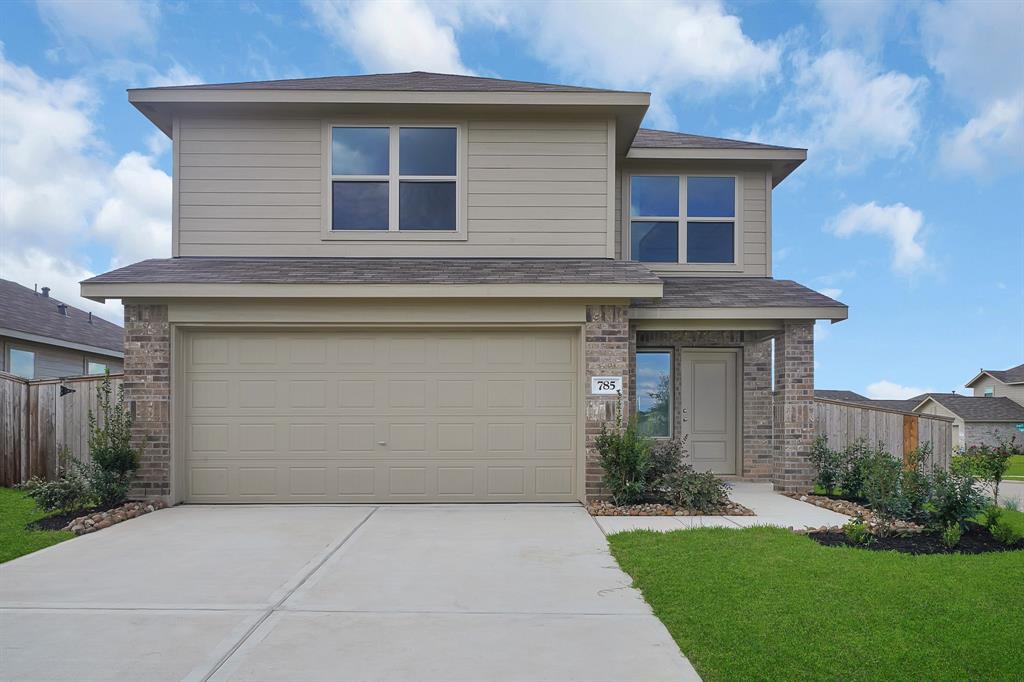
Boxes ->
[21,448,91,514]
[990,521,1022,547]
[860,447,910,526]
[837,439,873,500]
[646,436,689,488]
[981,505,1003,529]
[658,466,729,513]
[842,516,871,546]
[956,437,1020,505]
[941,522,962,549]
[929,468,987,532]
[595,394,652,505]
[810,435,842,496]
[85,371,140,505]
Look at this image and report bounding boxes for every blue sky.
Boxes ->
[0,0,1021,397]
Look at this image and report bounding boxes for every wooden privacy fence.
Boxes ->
[0,371,124,486]
[814,397,954,470]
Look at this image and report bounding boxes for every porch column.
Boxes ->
[584,304,630,501]
[773,320,815,492]
[123,303,172,500]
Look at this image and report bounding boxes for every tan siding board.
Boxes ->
[178,116,610,257]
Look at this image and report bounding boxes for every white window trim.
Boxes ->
[321,121,468,241]
[626,172,743,271]
[636,347,673,439]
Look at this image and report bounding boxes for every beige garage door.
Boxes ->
[183,329,579,502]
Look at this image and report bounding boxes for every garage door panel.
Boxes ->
[184,330,578,502]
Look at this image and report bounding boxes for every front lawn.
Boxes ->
[0,487,73,563]
[1006,454,1024,480]
[609,527,1024,681]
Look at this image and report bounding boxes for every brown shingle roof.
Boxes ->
[981,363,1024,385]
[0,279,123,354]
[632,128,804,152]
[83,257,661,286]
[142,71,636,94]
[632,278,846,309]
[815,390,870,403]
[917,394,1024,422]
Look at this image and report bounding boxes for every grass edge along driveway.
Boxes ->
[608,526,1024,682]
[0,487,73,564]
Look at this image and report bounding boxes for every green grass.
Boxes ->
[1005,455,1024,480]
[608,527,1024,681]
[0,487,74,563]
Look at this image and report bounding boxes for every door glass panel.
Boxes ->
[636,352,671,437]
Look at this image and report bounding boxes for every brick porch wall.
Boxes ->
[583,305,630,501]
[123,304,171,499]
[773,320,815,491]
[630,329,774,480]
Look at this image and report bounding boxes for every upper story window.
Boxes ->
[330,125,458,232]
[87,361,108,375]
[984,387,994,397]
[629,175,737,264]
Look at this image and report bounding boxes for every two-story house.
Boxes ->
[81,72,847,504]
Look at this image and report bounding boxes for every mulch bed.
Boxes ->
[808,524,1024,555]
[27,500,168,535]
[27,500,124,532]
[784,492,922,534]
[588,499,755,517]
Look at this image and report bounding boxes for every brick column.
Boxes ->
[584,305,630,501]
[742,336,773,479]
[123,304,171,500]
[773,320,815,491]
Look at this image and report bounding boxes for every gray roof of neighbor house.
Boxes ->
[0,279,123,355]
[82,257,662,285]
[815,390,870,403]
[141,71,634,94]
[633,128,803,152]
[966,363,1024,387]
[915,393,1024,422]
[632,278,846,315]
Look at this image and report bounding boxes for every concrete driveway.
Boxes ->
[0,504,697,682]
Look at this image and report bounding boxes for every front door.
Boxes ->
[679,349,738,475]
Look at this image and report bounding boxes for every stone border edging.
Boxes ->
[64,500,168,535]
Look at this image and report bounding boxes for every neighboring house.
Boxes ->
[965,363,1024,404]
[0,279,123,380]
[80,71,847,504]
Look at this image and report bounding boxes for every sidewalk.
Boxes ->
[593,482,850,535]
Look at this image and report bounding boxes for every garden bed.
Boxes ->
[42,500,169,535]
[27,499,126,532]
[808,523,1024,555]
[588,499,754,516]
[784,491,923,533]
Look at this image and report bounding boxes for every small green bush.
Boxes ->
[85,371,140,505]
[659,466,729,513]
[990,520,1023,547]
[930,468,987,532]
[942,522,962,549]
[810,435,842,495]
[981,504,1003,529]
[595,396,652,506]
[837,439,873,499]
[956,437,1020,505]
[646,436,688,487]
[860,447,910,524]
[21,448,91,513]
[842,516,871,545]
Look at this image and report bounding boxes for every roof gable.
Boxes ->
[965,363,1024,387]
[913,393,1024,422]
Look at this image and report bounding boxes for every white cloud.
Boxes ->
[0,52,170,325]
[745,49,927,171]
[95,60,203,88]
[816,0,898,52]
[920,0,1024,176]
[864,380,933,400]
[37,0,160,55]
[304,0,474,74]
[829,202,926,274]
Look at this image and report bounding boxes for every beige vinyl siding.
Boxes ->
[616,161,772,277]
[971,375,1024,404]
[1,337,123,380]
[175,116,611,257]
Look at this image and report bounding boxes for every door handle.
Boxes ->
[377,441,387,446]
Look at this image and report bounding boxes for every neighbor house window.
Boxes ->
[984,387,994,397]
[87,361,108,375]
[629,175,737,264]
[331,125,458,231]
[636,350,672,438]
[9,349,35,379]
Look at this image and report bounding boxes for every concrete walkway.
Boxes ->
[594,482,850,534]
[0,504,697,682]
[1000,480,1024,509]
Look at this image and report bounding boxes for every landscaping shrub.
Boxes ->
[810,435,842,495]
[860,446,911,525]
[842,515,871,546]
[659,466,729,513]
[646,436,688,488]
[930,468,988,532]
[981,504,1003,530]
[990,520,1023,547]
[595,397,651,506]
[941,522,962,549]
[836,439,873,499]
[84,371,140,506]
[955,437,1020,505]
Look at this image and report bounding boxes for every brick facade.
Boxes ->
[583,305,631,500]
[123,304,171,499]
[772,320,815,491]
[630,329,775,480]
